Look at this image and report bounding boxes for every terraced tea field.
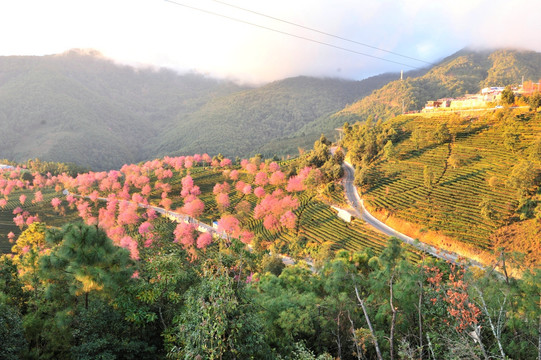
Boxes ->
[1,158,426,261]
[362,110,541,259]
[0,188,80,253]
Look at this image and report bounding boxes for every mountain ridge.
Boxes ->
[1,48,540,170]
[332,48,541,123]
[0,51,393,170]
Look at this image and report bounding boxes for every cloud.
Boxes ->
[1,0,540,83]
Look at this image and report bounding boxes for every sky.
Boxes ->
[1,0,541,84]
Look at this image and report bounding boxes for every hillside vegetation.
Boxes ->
[0,50,393,170]
[0,146,398,261]
[341,108,541,267]
[0,147,540,359]
[334,49,541,123]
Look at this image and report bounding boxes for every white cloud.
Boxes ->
[0,0,540,83]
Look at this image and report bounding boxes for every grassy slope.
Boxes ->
[358,109,541,266]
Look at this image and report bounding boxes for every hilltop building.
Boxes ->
[422,87,508,112]
[481,87,505,102]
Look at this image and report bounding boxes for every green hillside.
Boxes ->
[0,50,246,170]
[154,74,396,159]
[0,50,392,170]
[333,49,541,123]
[341,108,541,267]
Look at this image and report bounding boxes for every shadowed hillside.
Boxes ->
[0,50,392,170]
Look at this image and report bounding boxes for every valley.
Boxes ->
[1,47,540,360]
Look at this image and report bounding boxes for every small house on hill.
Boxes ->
[424,100,442,110]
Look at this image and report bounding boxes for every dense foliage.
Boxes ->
[1,226,539,359]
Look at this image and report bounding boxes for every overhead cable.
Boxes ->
[164,0,425,70]
[209,0,434,66]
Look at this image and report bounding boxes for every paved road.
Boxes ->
[340,160,484,267]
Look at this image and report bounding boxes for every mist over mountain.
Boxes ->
[1,48,539,170]
[0,50,393,170]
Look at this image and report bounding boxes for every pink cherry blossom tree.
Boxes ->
[117,201,140,226]
[269,171,285,186]
[51,197,62,209]
[239,229,254,245]
[220,158,232,168]
[286,176,305,192]
[217,215,241,240]
[215,192,230,213]
[32,191,43,203]
[120,236,139,260]
[269,162,280,172]
[174,222,197,248]
[280,210,297,229]
[196,232,213,249]
[254,186,266,198]
[181,197,205,219]
[254,171,269,186]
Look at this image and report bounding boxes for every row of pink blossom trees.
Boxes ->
[1,154,322,261]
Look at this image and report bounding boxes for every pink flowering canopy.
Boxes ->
[174,222,197,248]
[182,197,205,218]
[217,215,241,238]
[215,192,230,212]
[254,186,266,198]
[196,232,213,249]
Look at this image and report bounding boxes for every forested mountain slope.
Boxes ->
[0,50,392,170]
[333,48,541,123]
[0,50,246,170]
[154,74,397,159]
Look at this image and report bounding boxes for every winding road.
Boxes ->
[339,160,484,267]
[65,158,482,269]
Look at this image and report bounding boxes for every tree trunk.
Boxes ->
[354,285,383,360]
[478,334,489,360]
[475,287,506,359]
[426,333,436,360]
[418,279,424,359]
[472,326,489,360]
[336,311,342,359]
[389,274,397,360]
[500,250,510,285]
[347,310,363,360]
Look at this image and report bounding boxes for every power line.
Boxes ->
[163,0,424,70]
[209,0,434,66]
